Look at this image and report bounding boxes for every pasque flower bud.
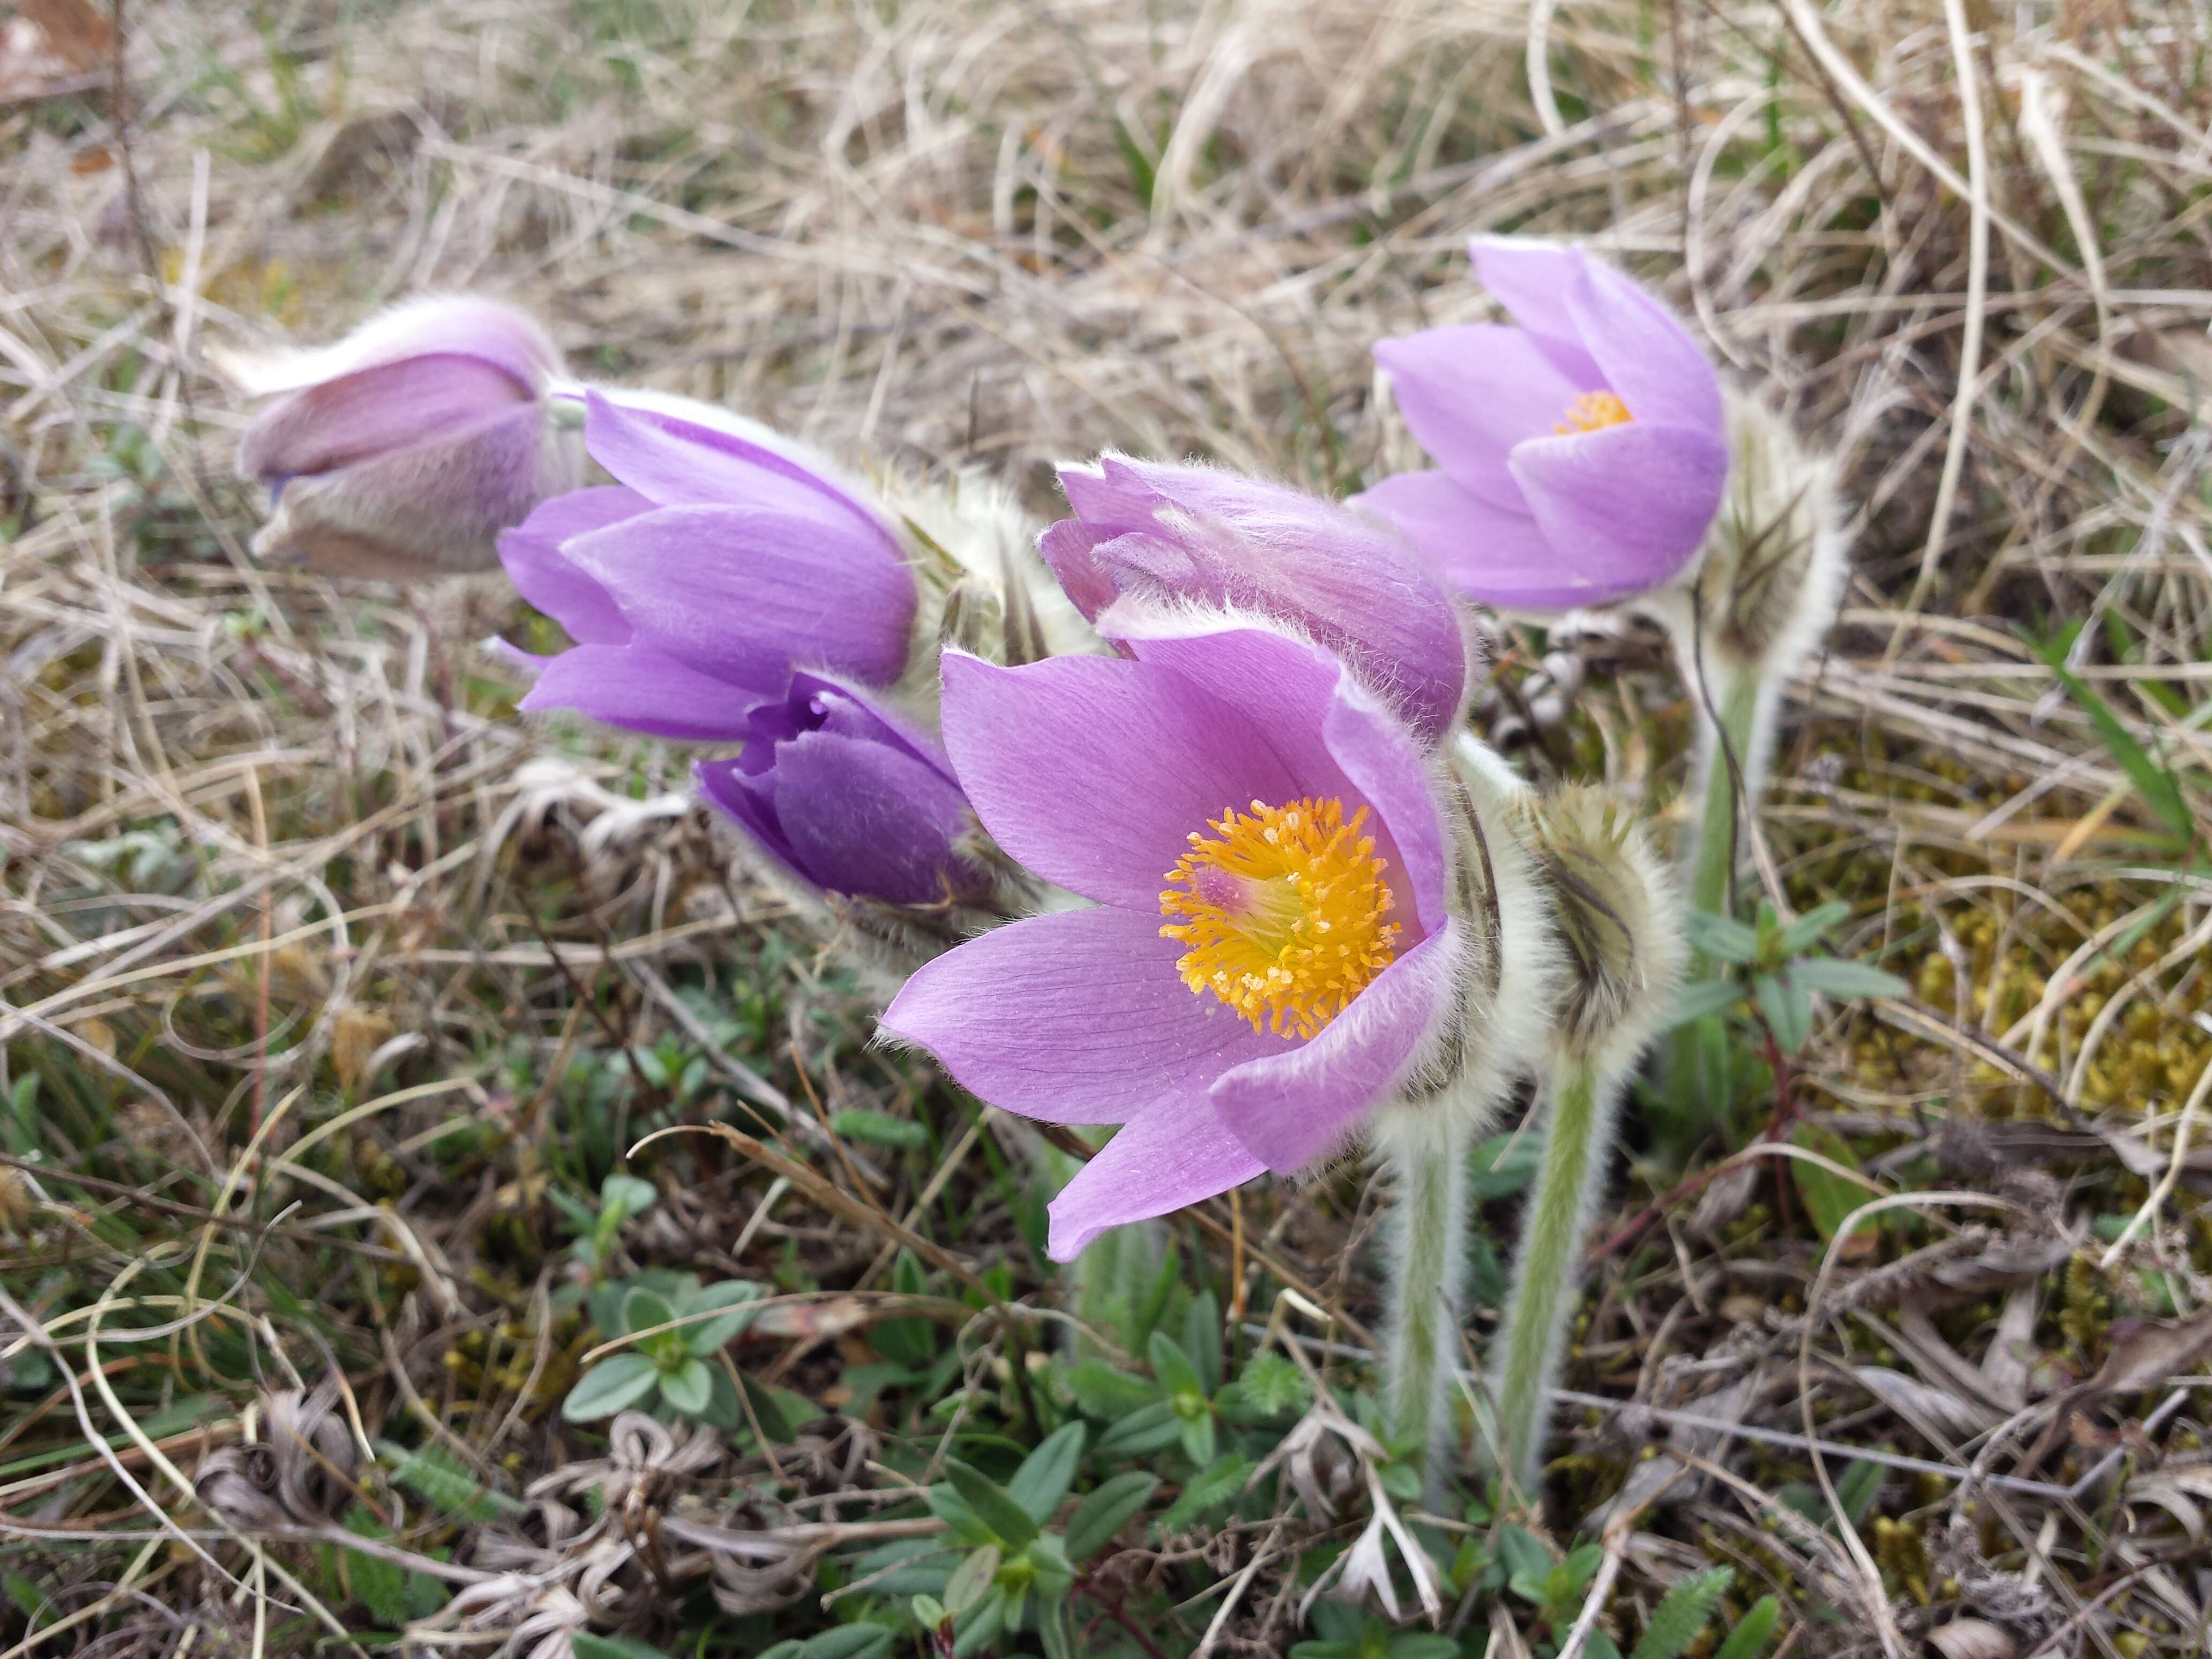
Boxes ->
[230,295,585,580]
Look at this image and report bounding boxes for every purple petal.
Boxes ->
[1352,472,1625,609]
[694,756,804,887]
[1036,518,1118,622]
[230,295,558,400]
[1208,923,1463,1171]
[1047,1095,1266,1260]
[937,651,1305,910]
[1373,326,1588,510]
[247,403,572,579]
[880,906,1284,1125]
[1508,420,1728,592]
[766,730,984,904]
[1055,457,1470,742]
[1564,257,1723,436]
[518,644,758,740]
[560,504,916,690]
[1468,238,1606,384]
[582,392,892,541]
[500,487,650,646]
[240,354,530,481]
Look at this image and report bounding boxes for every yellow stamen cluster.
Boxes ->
[1555,390,1633,435]
[1159,796,1399,1041]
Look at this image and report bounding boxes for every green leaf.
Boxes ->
[1161,1452,1248,1530]
[1067,1361,1159,1419]
[1095,1398,1183,1456]
[1148,1331,1205,1400]
[1753,970,1813,1052]
[1685,910,1760,965]
[1777,900,1853,956]
[1788,1120,1874,1244]
[945,1543,1000,1614]
[683,1280,766,1354]
[1659,977,1746,1032]
[343,1540,411,1627]
[735,1370,797,1443]
[1064,1471,1157,1561]
[830,1108,930,1150]
[618,1287,678,1341]
[597,1174,657,1223]
[1630,1567,1735,1659]
[658,1357,713,1416]
[379,1440,521,1522]
[1712,1596,1782,1659]
[572,1636,676,1659]
[799,1628,892,1659]
[1183,1289,1222,1394]
[1178,1409,1217,1467]
[943,1459,1038,1548]
[561,1353,660,1421]
[1231,1351,1311,1419]
[1385,1638,1462,1659]
[2029,630,2194,841]
[1789,957,1910,1000]
[926,1483,995,1548]
[1008,1421,1086,1522]
[1833,1456,1886,1526]
[1468,1129,1541,1199]
[1494,1525,1550,1586]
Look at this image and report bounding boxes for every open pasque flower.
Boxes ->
[1041,456,1468,742]
[232,295,585,580]
[880,618,1470,1259]
[498,391,917,737]
[693,672,988,909]
[1356,238,1728,610]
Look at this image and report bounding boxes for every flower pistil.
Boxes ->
[1160,797,1399,1040]
[1555,390,1633,435]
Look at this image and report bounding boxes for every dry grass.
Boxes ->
[3,0,2211,1655]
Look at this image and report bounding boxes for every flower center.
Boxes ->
[1555,390,1633,435]
[1159,796,1399,1041]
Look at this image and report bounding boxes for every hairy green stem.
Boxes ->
[1686,666,1764,936]
[1490,1055,1611,1493]
[1380,1118,1472,1484]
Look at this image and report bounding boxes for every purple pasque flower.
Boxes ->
[1041,455,1468,744]
[234,295,585,580]
[497,392,917,739]
[693,672,989,908]
[1354,238,1729,611]
[880,617,1467,1260]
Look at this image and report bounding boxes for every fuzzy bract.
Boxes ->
[879,617,1467,1259]
[496,392,917,736]
[1041,455,1469,744]
[234,295,585,580]
[693,673,988,908]
[1356,238,1729,611]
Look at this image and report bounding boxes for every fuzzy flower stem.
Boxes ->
[1378,1114,1473,1483]
[1686,663,1764,938]
[1490,1053,1619,1494]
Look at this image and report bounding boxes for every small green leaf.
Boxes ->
[1008,1421,1086,1523]
[944,1459,1038,1548]
[1788,1120,1875,1245]
[1752,970,1813,1052]
[379,1440,521,1521]
[1685,910,1760,965]
[657,1357,712,1416]
[1777,900,1853,956]
[683,1280,765,1354]
[2029,630,2194,841]
[1385,1638,1461,1659]
[1468,1129,1541,1199]
[1178,1409,1217,1467]
[1095,1398,1183,1456]
[945,1543,999,1613]
[1183,1289,1222,1394]
[1789,957,1910,1000]
[1067,1361,1159,1419]
[831,1108,931,1150]
[1712,1595,1782,1659]
[572,1637,676,1659]
[1493,1525,1550,1585]
[735,1370,797,1443]
[597,1174,657,1223]
[1147,1331,1204,1400]
[561,1353,660,1421]
[799,1628,893,1659]
[1231,1351,1311,1418]
[910,1594,948,1630]
[1064,1471,1157,1561]
[1658,977,1746,1032]
[1161,1452,1248,1529]
[618,1287,677,1341]
[1630,1567,1735,1659]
